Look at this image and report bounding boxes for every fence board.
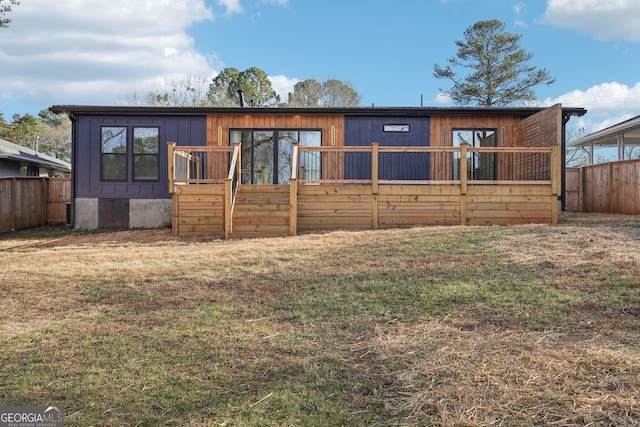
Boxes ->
[569,160,640,215]
[0,178,71,233]
[48,178,71,224]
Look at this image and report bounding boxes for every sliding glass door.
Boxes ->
[230,129,321,184]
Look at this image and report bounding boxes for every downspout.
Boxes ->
[69,112,77,228]
[561,113,571,211]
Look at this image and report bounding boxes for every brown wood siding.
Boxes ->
[513,104,562,148]
[207,114,345,180]
[207,114,345,146]
[429,115,521,180]
[512,104,562,181]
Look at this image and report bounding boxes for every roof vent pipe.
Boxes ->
[237,89,244,107]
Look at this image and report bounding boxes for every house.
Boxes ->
[0,138,71,177]
[50,104,586,238]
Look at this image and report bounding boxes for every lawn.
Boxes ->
[1,213,639,426]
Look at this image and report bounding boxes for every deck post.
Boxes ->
[290,143,299,236]
[371,143,379,194]
[551,144,561,224]
[234,142,242,187]
[371,143,379,229]
[551,145,560,196]
[459,143,468,225]
[167,142,175,194]
[224,178,232,239]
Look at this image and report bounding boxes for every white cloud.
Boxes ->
[268,75,300,102]
[543,81,640,116]
[543,81,640,133]
[218,0,242,15]
[513,2,527,27]
[434,93,452,104]
[542,0,640,41]
[0,0,215,108]
[513,2,525,15]
[0,0,303,112]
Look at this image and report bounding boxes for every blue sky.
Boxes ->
[2,0,640,136]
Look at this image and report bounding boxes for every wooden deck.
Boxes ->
[170,144,560,238]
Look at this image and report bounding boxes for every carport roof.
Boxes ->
[569,114,640,148]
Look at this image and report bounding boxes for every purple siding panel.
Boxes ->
[344,116,431,180]
[73,115,206,199]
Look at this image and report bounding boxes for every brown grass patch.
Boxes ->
[367,319,640,426]
[1,214,640,425]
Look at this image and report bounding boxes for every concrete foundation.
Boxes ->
[129,199,172,229]
[74,198,171,230]
[74,198,99,230]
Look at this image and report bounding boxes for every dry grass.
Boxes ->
[1,213,639,426]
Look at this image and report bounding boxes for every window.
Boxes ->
[133,127,159,180]
[452,129,496,180]
[101,126,160,182]
[101,127,127,180]
[230,129,321,184]
[298,130,321,180]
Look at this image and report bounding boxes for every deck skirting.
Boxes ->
[172,182,556,238]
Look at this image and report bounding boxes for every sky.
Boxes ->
[2,0,640,137]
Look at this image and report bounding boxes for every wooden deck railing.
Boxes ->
[168,143,235,192]
[297,144,559,188]
[168,142,559,188]
[168,142,560,237]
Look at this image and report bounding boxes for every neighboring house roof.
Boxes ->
[0,138,71,173]
[569,114,640,148]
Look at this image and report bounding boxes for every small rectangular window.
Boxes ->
[133,127,159,181]
[383,124,410,132]
[101,126,127,181]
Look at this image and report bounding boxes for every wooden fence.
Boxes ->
[566,160,640,214]
[0,177,71,233]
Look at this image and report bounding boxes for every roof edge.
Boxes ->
[50,104,587,117]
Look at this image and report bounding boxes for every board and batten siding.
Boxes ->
[73,114,206,200]
[428,114,521,181]
[206,114,345,146]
